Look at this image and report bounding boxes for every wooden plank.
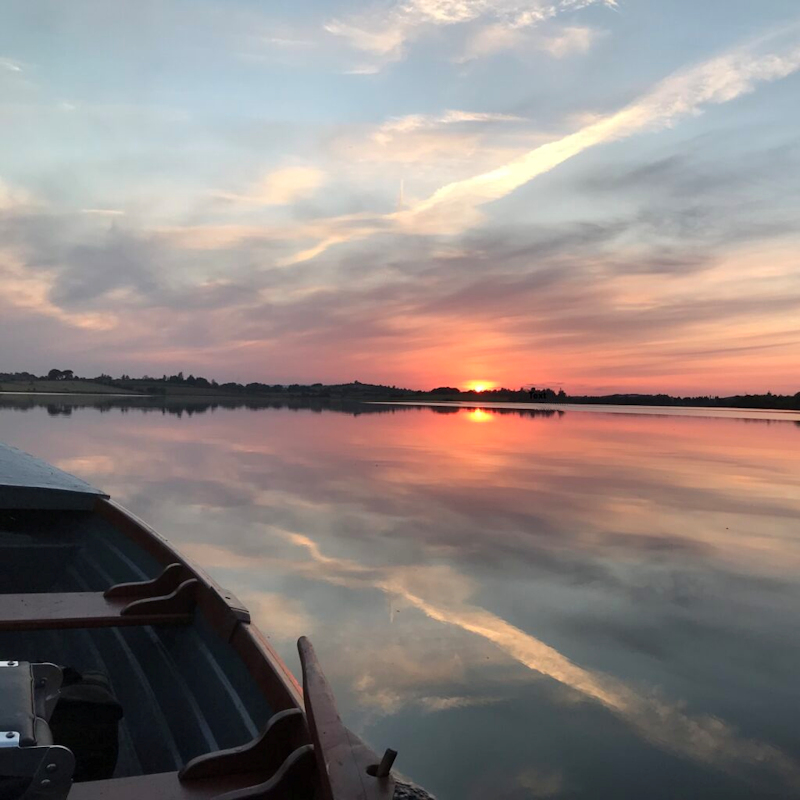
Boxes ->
[0,592,193,630]
[70,770,247,800]
[71,750,317,800]
[298,637,394,800]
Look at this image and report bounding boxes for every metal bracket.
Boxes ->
[0,743,75,800]
[0,731,21,748]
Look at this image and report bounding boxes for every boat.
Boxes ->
[0,442,401,800]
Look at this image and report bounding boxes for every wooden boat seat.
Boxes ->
[0,565,199,631]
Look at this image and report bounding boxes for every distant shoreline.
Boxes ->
[1,376,798,413]
[371,400,800,422]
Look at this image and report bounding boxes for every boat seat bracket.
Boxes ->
[119,577,199,617]
[179,707,307,781]
[213,744,317,800]
[104,562,190,600]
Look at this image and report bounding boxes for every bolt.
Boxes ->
[37,678,46,687]
[46,763,57,773]
[40,779,51,788]
[5,732,14,739]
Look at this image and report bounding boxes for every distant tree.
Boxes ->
[47,369,63,380]
[186,375,197,386]
[431,387,460,395]
[61,369,74,380]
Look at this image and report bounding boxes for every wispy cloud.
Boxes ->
[213,165,326,206]
[328,108,533,174]
[0,57,22,72]
[80,208,125,216]
[538,24,597,57]
[374,109,525,144]
[0,179,35,211]
[460,20,599,61]
[327,0,616,68]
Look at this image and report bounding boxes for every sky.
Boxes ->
[1,0,799,395]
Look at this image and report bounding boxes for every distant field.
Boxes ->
[0,380,143,395]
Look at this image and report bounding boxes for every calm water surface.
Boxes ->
[1,397,800,799]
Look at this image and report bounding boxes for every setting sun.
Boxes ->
[465,380,495,393]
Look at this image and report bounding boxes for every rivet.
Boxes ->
[46,763,57,773]
[40,779,51,788]
[5,732,14,739]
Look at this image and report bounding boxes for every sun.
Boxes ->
[465,380,495,393]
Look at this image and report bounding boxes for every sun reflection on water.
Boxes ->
[465,408,493,423]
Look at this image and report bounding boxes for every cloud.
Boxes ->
[331,108,532,172]
[417,694,502,712]
[373,109,525,144]
[80,208,125,216]
[240,590,316,640]
[213,165,326,206]
[538,24,597,57]
[461,20,598,60]
[517,767,566,798]
[278,530,800,791]
[0,248,116,331]
[262,37,314,48]
[0,57,22,73]
[459,22,526,59]
[283,27,800,260]
[326,0,615,68]
[395,31,800,234]
[0,179,35,211]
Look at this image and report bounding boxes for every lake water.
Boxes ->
[1,396,799,799]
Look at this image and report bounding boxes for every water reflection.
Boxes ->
[1,396,799,798]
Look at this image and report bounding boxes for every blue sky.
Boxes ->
[1,0,799,393]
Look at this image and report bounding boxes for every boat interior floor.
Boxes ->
[0,508,274,779]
